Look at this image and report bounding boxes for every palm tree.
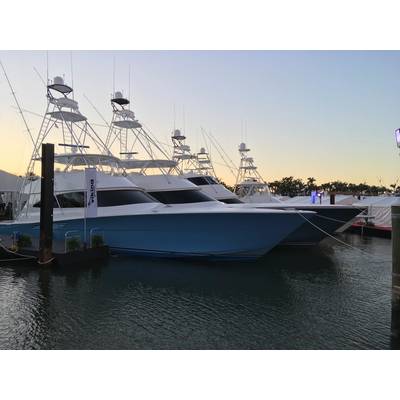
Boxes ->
[305,177,316,195]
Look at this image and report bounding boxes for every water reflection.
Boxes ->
[0,234,392,349]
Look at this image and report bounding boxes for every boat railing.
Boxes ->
[64,230,82,253]
[89,227,105,248]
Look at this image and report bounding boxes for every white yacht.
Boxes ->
[1,168,314,260]
[127,173,217,206]
[0,78,313,260]
[171,135,364,245]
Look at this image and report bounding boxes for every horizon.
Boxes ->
[0,50,399,186]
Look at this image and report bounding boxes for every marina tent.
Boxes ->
[353,195,400,228]
[0,169,23,193]
[0,170,25,215]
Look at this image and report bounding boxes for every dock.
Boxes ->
[347,222,392,238]
[0,243,109,267]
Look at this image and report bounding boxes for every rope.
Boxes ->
[314,213,350,225]
[274,198,392,262]
[37,257,55,265]
[0,240,36,262]
[0,240,56,265]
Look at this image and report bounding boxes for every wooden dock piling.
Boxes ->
[39,143,54,265]
[391,203,400,348]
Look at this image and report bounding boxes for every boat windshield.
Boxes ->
[187,176,218,186]
[219,198,243,204]
[33,189,157,208]
[148,189,215,204]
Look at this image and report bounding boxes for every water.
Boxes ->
[0,234,392,349]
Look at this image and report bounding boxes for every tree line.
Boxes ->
[268,176,397,197]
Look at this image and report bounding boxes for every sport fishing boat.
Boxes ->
[171,135,364,245]
[169,128,242,203]
[0,77,313,260]
[0,168,315,260]
[107,89,322,231]
[229,142,364,244]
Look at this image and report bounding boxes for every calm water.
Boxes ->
[0,234,392,349]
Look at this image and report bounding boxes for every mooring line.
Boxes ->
[0,240,36,261]
[297,212,391,262]
[273,197,391,262]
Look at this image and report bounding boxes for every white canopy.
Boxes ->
[119,159,177,170]
[53,153,120,167]
[0,170,23,193]
[353,195,400,227]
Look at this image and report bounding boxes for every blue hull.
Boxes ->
[280,207,362,245]
[0,212,305,260]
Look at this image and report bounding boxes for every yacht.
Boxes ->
[171,136,364,245]
[100,90,320,255]
[0,78,313,260]
[0,169,314,259]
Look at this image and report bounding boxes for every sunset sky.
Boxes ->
[0,50,399,186]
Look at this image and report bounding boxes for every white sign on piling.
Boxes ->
[85,167,97,218]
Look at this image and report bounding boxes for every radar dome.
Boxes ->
[114,91,123,99]
[239,142,247,151]
[199,147,206,154]
[173,129,182,137]
[53,76,64,85]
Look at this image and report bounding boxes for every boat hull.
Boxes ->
[276,206,363,245]
[0,211,307,260]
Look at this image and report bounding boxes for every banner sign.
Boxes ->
[85,168,97,218]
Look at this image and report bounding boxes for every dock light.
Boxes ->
[395,128,400,148]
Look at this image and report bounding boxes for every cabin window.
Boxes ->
[33,189,156,208]
[220,198,243,204]
[148,189,214,204]
[97,190,156,206]
[57,192,85,208]
[32,193,83,208]
[187,177,210,186]
[187,176,218,186]
[206,176,218,184]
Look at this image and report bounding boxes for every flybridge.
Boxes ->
[105,90,178,175]
[47,76,87,123]
[8,74,115,217]
[234,142,272,200]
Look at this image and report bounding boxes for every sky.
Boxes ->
[0,50,399,187]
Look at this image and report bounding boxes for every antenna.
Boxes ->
[128,64,131,108]
[84,94,110,128]
[70,51,74,99]
[201,127,237,179]
[112,56,115,96]
[173,104,176,131]
[33,66,46,87]
[0,60,35,146]
[46,51,49,84]
[183,105,186,134]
